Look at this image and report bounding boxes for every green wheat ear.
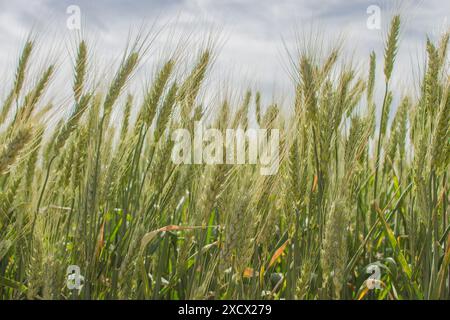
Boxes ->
[20,64,54,122]
[255,91,261,126]
[53,93,92,155]
[178,50,211,119]
[120,94,133,141]
[431,85,450,173]
[0,40,33,124]
[138,59,174,131]
[437,31,449,67]
[0,125,33,175]
[154,82,177,142]
[384,15,401,82]
[103,51,139,121]
[367,51,376,103]
[73,40,87,103]
[300,56,317,123]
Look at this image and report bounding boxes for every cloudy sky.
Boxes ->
[0,0,448,116]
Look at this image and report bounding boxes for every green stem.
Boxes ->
[373,83,389,200]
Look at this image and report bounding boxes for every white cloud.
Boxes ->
[0,0,448,115]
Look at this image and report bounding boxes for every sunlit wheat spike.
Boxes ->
[387,96,410,164]
[231,90,251,129]
[384,15,401,82]
[24,130,43,195]
[0,41,33,124]
[261,103,279,128]
[0,126,33,174]
[367,51,376,103]
[53,93,92,154]
[139,59,174,130]
[332,70,353,130]
[300,56,317,122]
[0,175,22,224]
[120,94,133,141]
[437,31,449,67]
[73,40,87,102]
[255,91,261,126]
[345,116,371,179]
[320,48,339,81]
[178,50,211,118]
[431,85,449,172]
[14,41,33,97]
[154,82,177,142]
[20,65,54,121]
[103,52,139,121]
[425,38,440,115]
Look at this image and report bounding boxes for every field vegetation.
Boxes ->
[0,16,449,299]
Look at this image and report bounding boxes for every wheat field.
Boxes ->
[0,15,449,300]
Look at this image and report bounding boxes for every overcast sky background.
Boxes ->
[0,0,448,121]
